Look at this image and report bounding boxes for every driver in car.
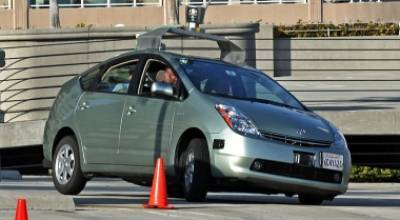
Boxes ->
[155,67,178,85]
[155,67,181,98]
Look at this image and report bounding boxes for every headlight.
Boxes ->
[215,104,260,137]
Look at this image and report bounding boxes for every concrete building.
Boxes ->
[0,0,400,30]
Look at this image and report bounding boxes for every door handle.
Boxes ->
[127,106,136,116]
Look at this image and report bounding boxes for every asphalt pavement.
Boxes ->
[1,176,400,220]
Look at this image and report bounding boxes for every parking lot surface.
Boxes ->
[1,176,399,220]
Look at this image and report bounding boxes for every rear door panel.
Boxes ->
[74,56,141,165]
[75,92,125,164]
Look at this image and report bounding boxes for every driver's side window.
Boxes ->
[96,60,138,94]
[139,59,167,97]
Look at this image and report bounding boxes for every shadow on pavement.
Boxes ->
[73,192,400,208]
[324,197,400,207]
[0,185,56,191]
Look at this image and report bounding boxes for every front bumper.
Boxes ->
[209,129,351,196]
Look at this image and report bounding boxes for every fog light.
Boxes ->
[333,173,341,183]
[253,160,263,170]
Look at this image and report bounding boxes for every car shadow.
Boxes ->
[0,185,56,191]
[74,197,148,206]
[73,192,400,208]
[73,195,192,208]
[323,197,400,207]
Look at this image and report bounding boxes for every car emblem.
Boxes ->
[297,129,306,136]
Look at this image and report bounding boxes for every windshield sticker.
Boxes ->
[225,70,237,76]
[179,58,189,65]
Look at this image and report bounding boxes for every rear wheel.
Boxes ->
[181,138,210,202]
[298,194,324,205]
[52,136,87,195]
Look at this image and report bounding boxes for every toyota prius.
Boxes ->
[42,27,351,205]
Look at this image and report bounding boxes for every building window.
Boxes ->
[29,0,162,8]
[0,0,11,9]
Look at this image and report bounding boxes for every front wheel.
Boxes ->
[52,136,87,195]
[181,138,211,202]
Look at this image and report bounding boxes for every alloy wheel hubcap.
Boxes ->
[55,144,75,185]
[184,152,195,189]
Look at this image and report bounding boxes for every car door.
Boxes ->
[117,58,181,166]
[75,58,140,164]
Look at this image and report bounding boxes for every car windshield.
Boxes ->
[178,58,305,110]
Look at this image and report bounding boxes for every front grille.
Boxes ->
[260,130,331,148]
[251,159,342,184]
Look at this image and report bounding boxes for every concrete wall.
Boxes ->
[1,24,400,148]
[2,2,400,30]
[0,10,13,30]
[273,36,400,135]
[197,4,309,25]
[28,7,165,29]
[323,2,400,24]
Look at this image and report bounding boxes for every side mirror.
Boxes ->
[0,49,5,68]
[151,82,174,97]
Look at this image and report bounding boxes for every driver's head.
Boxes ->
[156,67,177,85]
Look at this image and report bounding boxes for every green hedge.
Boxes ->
[350,166,400,182]
[275,21,400,38]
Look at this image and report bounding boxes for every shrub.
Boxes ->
[275,21,400,38]
[350,166,400,182]
[76,22,93,28]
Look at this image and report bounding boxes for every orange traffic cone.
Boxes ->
[14,198,28,220]
[143,157,174,209]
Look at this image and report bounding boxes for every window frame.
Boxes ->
[137,57,187,101]
[79,65,102,91]
[79,55,143,96]
[94,59,139,94]
[137,58,166,96]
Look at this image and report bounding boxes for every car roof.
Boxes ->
[106,49,244,69]
[135,26,246,66]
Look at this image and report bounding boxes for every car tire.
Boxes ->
[181,138,210,202]
[52,135,87,195]
[167,184,185,198]
[298,194,324,205]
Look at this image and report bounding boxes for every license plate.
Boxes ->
[322,152,343,171]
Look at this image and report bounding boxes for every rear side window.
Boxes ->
[80,66,101,91]
[96,60,138,94]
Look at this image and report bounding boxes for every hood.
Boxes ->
[209,96,334,142]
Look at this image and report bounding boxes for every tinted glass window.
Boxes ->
[96,60,138,94]
[139,59,180,98]
[178,58,304,110]
[80,66,101,91]
[140,60,166,96]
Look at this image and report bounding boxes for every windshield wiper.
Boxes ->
[205,92,300,110]
[237,97,297,109]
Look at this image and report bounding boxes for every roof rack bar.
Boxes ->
[136,26,246,65]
